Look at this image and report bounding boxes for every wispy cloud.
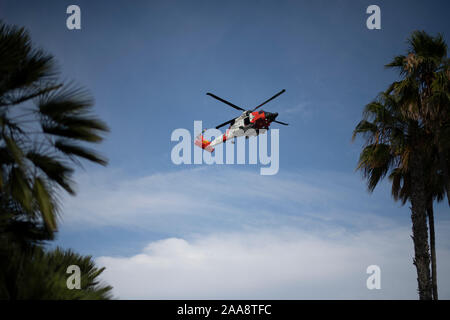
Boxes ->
[60,167,399,233]
[283,101,312,118]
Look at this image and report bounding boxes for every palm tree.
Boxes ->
[353,91,433,299]
[0,21,109,234]
[385,31,450,206]
[353,31,449,300]
[385,31,449,300]
[0,21,112,299]
[0,245,113,299]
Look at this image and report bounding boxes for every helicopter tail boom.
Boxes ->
[194,134,215,152]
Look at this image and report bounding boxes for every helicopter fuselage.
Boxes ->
[199,110,278,150]
[195,90,287,152]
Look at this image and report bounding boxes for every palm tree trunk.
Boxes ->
[427,200,438,299]
[409,152,433,300]
[437,143,450,207]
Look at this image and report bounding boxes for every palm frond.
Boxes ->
[55,140,108,166]
[26,151,74,194]
[32,178,56,231]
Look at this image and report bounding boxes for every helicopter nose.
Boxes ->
[269,112,278,121]
[265,112,278,122]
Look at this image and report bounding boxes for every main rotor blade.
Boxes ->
[252,89,286,111]
[206,93,245,111]
[273,120,289,126]
[216,118,235,129]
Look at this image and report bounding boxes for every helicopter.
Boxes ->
[195,89,288,152]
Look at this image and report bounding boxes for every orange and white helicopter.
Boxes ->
[195,89,288,152]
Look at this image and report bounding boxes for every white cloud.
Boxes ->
[97,225,450,299]
[60,167,450,299]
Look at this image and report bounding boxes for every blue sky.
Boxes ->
[2,0,450,298]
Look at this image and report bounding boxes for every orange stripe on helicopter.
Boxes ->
[250,111,265,123]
